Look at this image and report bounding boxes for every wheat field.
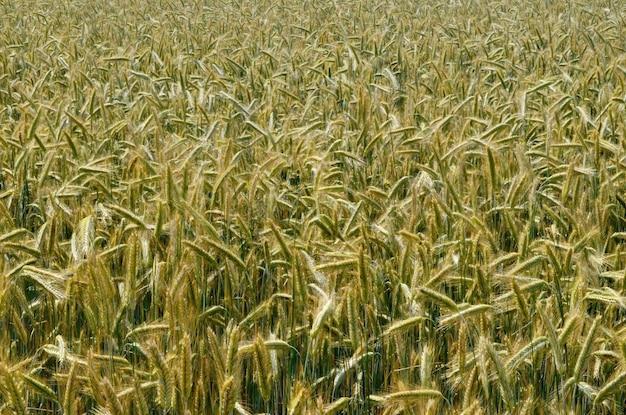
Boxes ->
[1,0,626,413]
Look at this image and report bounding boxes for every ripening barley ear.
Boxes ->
[219,375,237,415]
[569,316,601,389]
[287,381,309,415]
[323,396,351,415]
[146,342,174,410]
[87,362,107,410]
[505,336,549,377]
[510,275,530,322]
[21,373,57,406]
[63,361,79,415]
[458,324,467,377]
[332,350,374,396]
[178,333,193,406]
[594,371,626,408]
[225,321,241,376]
[253,335,273,402]
[382,316,425,338]
[346,288,362,350]
[369,388,443,413]
[133,377,150,415]
[461,367,479,410]
[0,363,28,415]
[71,214,95,262]
[482,337,514,412]
[537,301,565,376]
[420,344,433,389]
[310,293,335,340]
[476,338,491,403]
[101,377,124,415]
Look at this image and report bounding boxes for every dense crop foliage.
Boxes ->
[2,0,626,413]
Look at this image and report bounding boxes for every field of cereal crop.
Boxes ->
[2,0,626,413]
